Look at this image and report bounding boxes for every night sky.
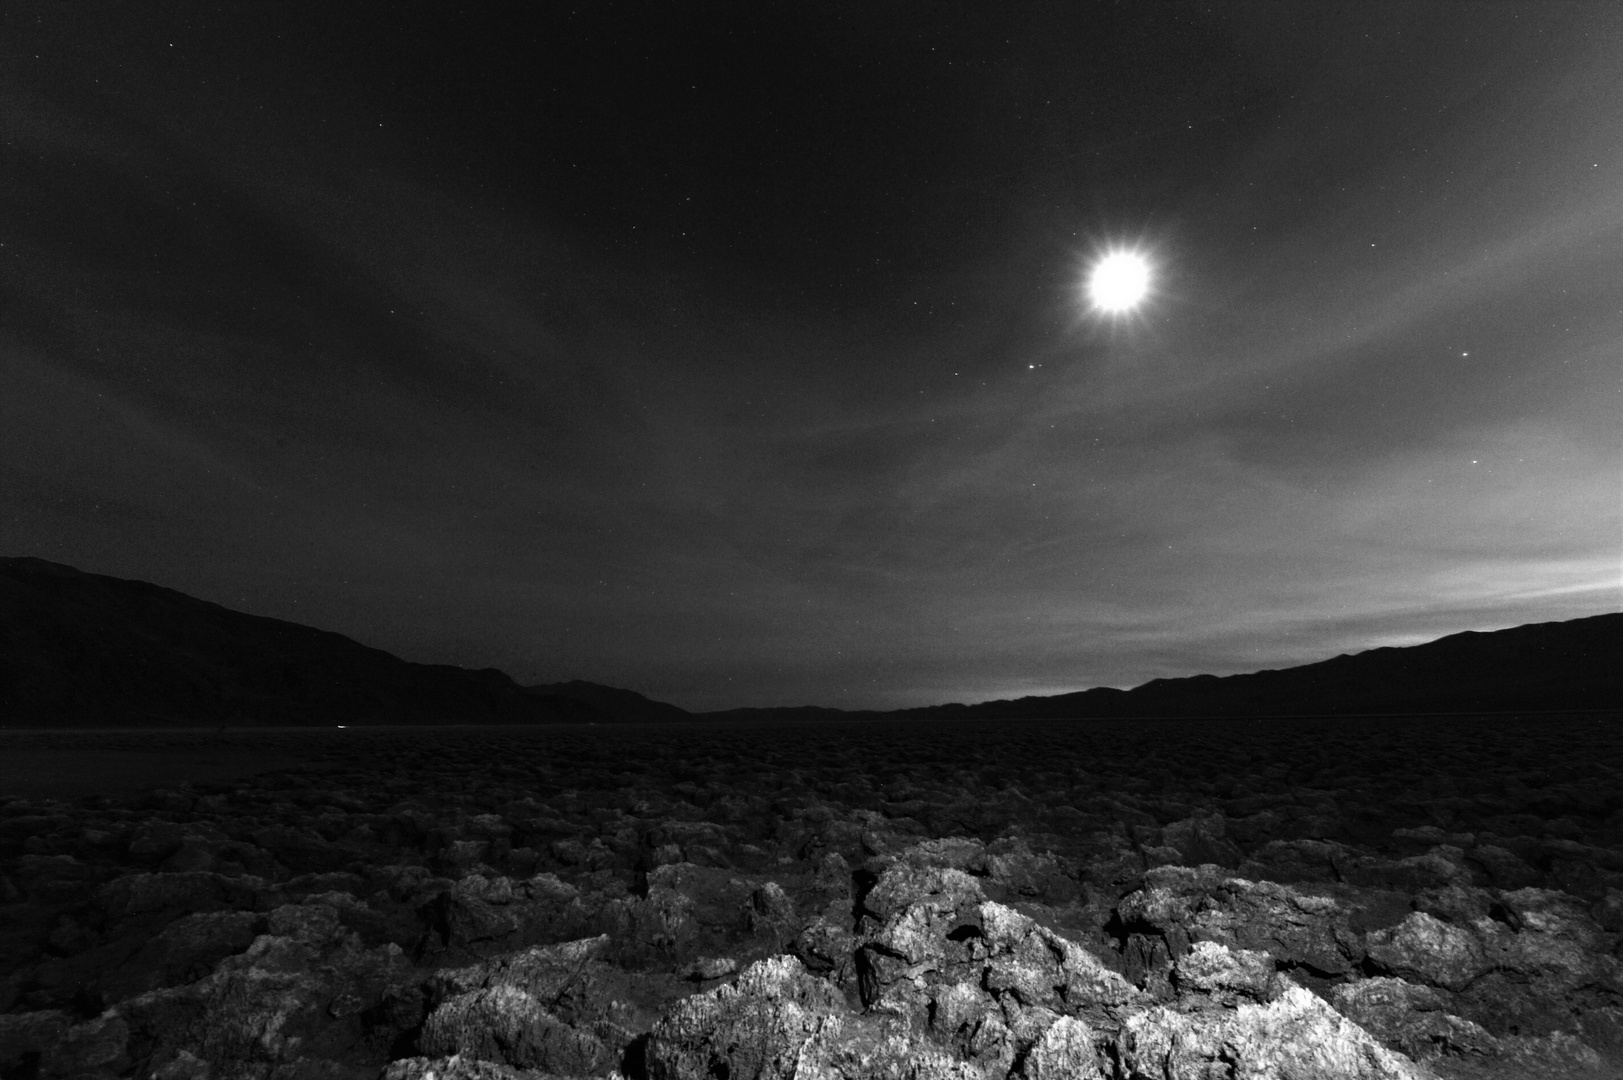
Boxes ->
[3,3,1619,711]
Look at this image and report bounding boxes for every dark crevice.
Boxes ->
[850,867,880,929]
[618,1032,650,1080]
[1488,901,1523,932]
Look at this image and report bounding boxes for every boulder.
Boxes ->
[1330,977,1501,1061]
[1466,845,1541,890]
[1362,888,1623,1041]
[93,871,271,934]
[1116,865,1364,990]
[1238,839,1352,885]
[984,837,1080,905]
[106,899,418,1078]
[1171,940,1280,1006]
[419,936,637,1075]
[419,984,615,1075]
[94,909,264,1004]
[1118,982,1431,1080]
[1159,813,1243,870]
[792,914,859,991]
[1020,1015,1107,1080]
[644,955,846,1080]
[854,861,1145,1072]
[1364,912,1492,991]
[382,1053,544,1078]
[417,872,598,959]
[0,1009,128,1079]
[644,953,1029,1080]
[859,862,986,927]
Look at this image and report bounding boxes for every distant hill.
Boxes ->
[3,556,1615,728]
[523,680,690,723]
[700,614,1623,721]
[933,613,1621,720]
[0,557,609,727]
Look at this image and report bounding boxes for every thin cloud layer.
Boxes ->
[1,4,1617,710]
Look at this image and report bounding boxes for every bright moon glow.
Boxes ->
[1087,251,1151,313]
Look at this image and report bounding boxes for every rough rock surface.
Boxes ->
[1118,983,1429,1079]
[643,846,1435,1080]
[3,716,1620,1078]
[418,936,640,1075]
[645,955,846,1079]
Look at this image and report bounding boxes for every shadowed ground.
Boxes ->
[0,729,314,801]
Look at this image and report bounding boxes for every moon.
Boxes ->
[1087,251,1151,313]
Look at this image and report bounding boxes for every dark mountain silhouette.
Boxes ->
[523,680,690,723]
[3,556,1615,728]
[702,613,1622,722]
[937,613,1621,719]
[0,557,608,727]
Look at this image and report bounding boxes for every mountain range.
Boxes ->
[1,556,1616,727]
[0,557,602,727]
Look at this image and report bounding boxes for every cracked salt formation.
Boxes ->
[1,717,1620,1078]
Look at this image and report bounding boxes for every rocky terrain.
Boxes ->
[2,714,1620,1079]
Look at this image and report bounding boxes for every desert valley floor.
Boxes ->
[3,714,1621,1079]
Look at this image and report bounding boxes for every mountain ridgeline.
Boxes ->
[889,612,1621,721]
[0,558,608,727]
[0,556,1616,727]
